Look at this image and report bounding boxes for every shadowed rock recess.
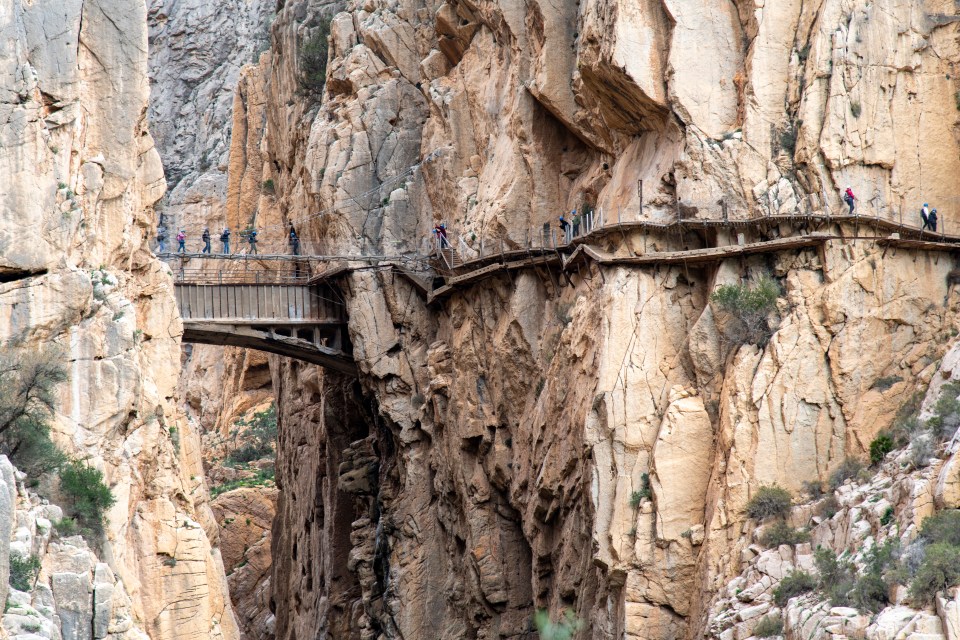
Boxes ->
[6,0,960,640]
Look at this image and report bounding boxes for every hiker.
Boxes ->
[572,209,581,236]
[248,229,259,255]
[559,216,570,243]
[433,223,449,249]
[844,186,856,214]
[201,228,211,254]
[921,203,931,230]
[220,228,231,254]
[929,209,939,232]
[289,225,300,255]
[176,229,186,253]
[156,229,167,253]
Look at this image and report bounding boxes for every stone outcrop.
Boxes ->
[0,0,237,637]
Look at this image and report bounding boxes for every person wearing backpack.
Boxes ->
[929,209,939,232]
[176,229,186,253]
[220,228,231,254]
[201,228,211,254]
[843,186,856,214]
[288,225,300,255]
[156,229,167,253]
[248,229,259,255]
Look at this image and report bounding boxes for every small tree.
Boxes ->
[711,277,781,346]
[298,17,331,96]
[746,485,793,520]
[0,347,67,476]
[59,461,115,530]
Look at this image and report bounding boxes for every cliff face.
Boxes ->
[245,0,960,638]
[0,1,237,638]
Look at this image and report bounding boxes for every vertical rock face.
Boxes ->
[0,0,237,638]
[239,0,960,639]
[147,0,275,235]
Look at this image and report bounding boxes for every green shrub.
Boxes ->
[210,467,275,499]
[0,348,68,477]
[910,543,960,605]
[890,391,924,446]
[850,102,862,118]
[59,461,115,530]
[802,480,824,500]
[850,571,887,612]
[928,381,960,442]
[52,518,78,538]
[711,277,781,346]
[918,510,960,547]
[880,506,895,526]
[298,17,331,95]
[753,613,784,638]
[774,570,816,606]
[629,473,651,508]
[762,521,811,548]
[261,179,275,194]
[533,609,582,640]
[815,547,855,590]
[829,457,864,490]
[226,443,273,465]
[818,495,840,519]
[9,554,41,592]
[746,484,793,520]
[870,434,894,465]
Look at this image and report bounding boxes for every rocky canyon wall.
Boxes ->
[0,0,238,638]
[248,0,960,638]
[133,0,960,638]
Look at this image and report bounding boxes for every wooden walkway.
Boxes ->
[175,282,356,375]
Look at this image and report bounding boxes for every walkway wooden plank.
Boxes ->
[593,234,833,266]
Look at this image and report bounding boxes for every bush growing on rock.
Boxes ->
[870,434,894,465]
[8,554,41,592]
[927,381,960,442]
[753,614,784,638]
[761,521,810,548]
[828,457,864,491]
[59,461,115,530]
[298,17,331,95]
[0,347,68,477]
[919,510,960,546]
[746,485,793,520]
[909,543,960,605]
[774,570,816,606]
[710,277,781,346]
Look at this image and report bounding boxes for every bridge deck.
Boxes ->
[175,283,345,323]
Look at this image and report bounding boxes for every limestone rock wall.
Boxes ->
[147,0,275,239]
[0,1,237,638]
[249,0,960,638]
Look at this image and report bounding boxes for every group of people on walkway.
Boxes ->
[845,188,941,232]
[157,224,301,255]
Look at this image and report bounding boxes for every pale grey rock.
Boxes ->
[51,572,91,640]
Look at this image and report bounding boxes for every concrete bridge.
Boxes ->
[174,280,356,375]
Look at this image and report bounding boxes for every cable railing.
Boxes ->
[428,197,959,271]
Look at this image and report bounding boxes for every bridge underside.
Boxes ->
[182,321,357,376]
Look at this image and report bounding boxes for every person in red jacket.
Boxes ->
[843,186,856,214]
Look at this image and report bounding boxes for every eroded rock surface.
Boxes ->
[0,0,237,637]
